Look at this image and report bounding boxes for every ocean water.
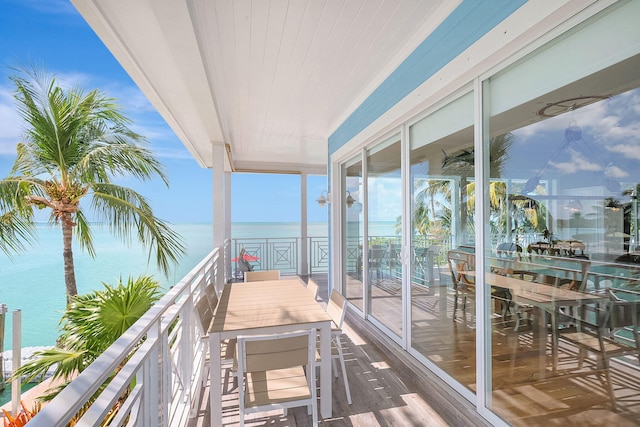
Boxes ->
[0,222,336,350]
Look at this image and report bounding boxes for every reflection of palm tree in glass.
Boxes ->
[434,133,515,240]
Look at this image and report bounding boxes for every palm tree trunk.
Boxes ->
[62,219,78,302]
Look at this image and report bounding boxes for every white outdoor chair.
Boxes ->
[316,289,352,405]
[244,269,281,282]
[237,329,318,426]
[306,278,319,300]
[194,294,235,389]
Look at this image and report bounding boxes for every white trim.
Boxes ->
[401,123,411,350]
[331,0,609,166]
[327,1,463,136]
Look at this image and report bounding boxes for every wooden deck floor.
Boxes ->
[192,274,640,426]
[190,274,488,427]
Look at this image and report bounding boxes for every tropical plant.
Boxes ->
[0,65,185,302]
[2,401,40,427]
[12,275,162,408]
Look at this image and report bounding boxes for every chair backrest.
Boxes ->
[244,270,280,282]
[496,242,522,258]
[204,283,219,311]
[238,329,314,373]
[447,249,475,290]
[306,279,319,300]
[326,289,347,329]
[525,254,591,291]
[608,288,640,330]
[195,295,214,335]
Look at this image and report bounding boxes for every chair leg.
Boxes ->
[599,357,617,411]
[453,293,458,320]
[334,335,352,404]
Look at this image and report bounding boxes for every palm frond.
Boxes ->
[90,183,185,276]
[12,348,88,383]
[98,275,161,343]
[0,211,36,255]
[74,210,96,257]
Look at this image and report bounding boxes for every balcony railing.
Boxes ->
[231,236,328,277]
[27,241,229,426]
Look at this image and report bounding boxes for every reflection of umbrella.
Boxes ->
[232,253,260,262]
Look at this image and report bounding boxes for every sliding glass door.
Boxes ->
[366,135,403,337]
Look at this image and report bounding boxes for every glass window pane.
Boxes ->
[485,10,640,423]
[409,92,476,393]
[344,158,364,311]
[367,135,402,337]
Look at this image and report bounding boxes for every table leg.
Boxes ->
[319,322,332,418]
[209,332,222,425]
[551,308,558,373]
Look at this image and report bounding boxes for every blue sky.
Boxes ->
[0,0,329,224]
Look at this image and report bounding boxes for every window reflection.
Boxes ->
[367,136,402,337]
[409,91,477,392]
[344,158,363,312]
[485,54,640,424]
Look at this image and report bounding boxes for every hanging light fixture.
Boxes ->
[316,190,330,207]
[346,191,355,208]
[317,190,357,208]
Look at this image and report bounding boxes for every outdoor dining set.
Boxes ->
[193,271,351,426]
[446,243,640,407]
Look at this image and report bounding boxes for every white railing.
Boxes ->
[231,236,329,277]
[28,242,228,427]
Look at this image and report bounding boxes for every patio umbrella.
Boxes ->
[231,253,260,262]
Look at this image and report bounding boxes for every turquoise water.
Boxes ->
[0,220,404,350]
[0,222,338,350]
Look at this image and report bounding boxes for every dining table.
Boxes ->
[461,270,609,372]
[208,278,333,424]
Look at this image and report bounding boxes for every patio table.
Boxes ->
[464,270,608,373]
[208,278,333,424]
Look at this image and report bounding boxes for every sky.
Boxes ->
[0,0,329,224]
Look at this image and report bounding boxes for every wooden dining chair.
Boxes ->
[237,329,318,426]
[194,294,235,389]
[557,298,635,410]
[244,270,280,282]
[447,250,476,320]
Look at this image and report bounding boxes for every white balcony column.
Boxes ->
[225,168,232,282]
[212,142,227,288]
[301,173,309,276]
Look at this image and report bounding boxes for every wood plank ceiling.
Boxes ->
[72,0,456,173]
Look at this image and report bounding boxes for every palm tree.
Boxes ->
[12,275,162,404]
[0,66,185,301]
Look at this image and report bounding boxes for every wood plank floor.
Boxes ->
[192,273,640,426]
[345,272,640,426]
[190,274,488,427]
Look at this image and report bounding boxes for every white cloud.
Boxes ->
[548,149,602,174]
[0,84,21,157]
[604,163,629,179]
[608,143,640,160]
[19,0,77,16]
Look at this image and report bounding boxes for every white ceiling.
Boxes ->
[71,0,457,174]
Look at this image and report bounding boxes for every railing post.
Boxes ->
[182,297,193,419]
[160,321,170,425]
[145,320,161,427]
[11,310,20,417]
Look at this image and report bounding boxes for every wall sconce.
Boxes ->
[316,190,330,207]
[345,191,355,208]
[317,190,357,208]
